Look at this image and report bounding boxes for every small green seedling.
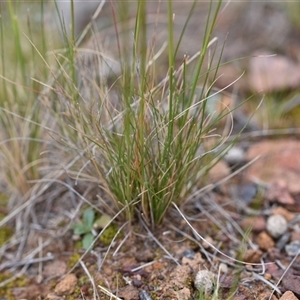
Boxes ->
[73,208,96,250]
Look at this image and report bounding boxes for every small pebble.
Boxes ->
[243,249,263,263]
[264,273,272,280]
[54,274,77,296]
[238,184,258,205]
[279,291,298,300]
[219,263,228,274]
[157,274,164,280]
[194,270,216,294]
[276,232,291,250]
[202,236,214,249]
[256,231,274,250]
[266,214,288,238]
[224,146,245,165]
[139,290,153,300]
[182,249,196,259]
[132,277,143,288]
[285,240,300,256]
[240,216,266,232]
[282,274,300,297]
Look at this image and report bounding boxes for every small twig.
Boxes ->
[168,224,213,265]
[80,260,99,300]
[0,151,90,228]
[98,221,130,272]
[184,156,261,204]
[113,231,131,257]
[0,264,28,288]
[98,285,122,300]
[275,260,286,270]
[0,238,52,272]
[252,272,281,296]
[173,202,272,267]
[0,254,54,271]
[37,237,44,284]
[268,250,300,300]
[259,258,266,276]
[131,261,158,273]
[139,216,180,266]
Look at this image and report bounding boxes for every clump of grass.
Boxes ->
[0,0,239,233]
[0,1,52,210]
[51,0,236,229]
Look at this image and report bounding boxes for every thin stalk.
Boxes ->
[190,0,222,99]
[136,0,148,202]
[7,0,26,83]
[0,12,8,101]
[164,0,175,167]
[40,0,47,77]
[173,0,197,59]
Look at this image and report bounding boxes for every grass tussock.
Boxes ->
[50,0,233,228]
[0,0,55,210]
[0,0,238,231]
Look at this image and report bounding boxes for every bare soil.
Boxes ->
[4,139,300,300]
